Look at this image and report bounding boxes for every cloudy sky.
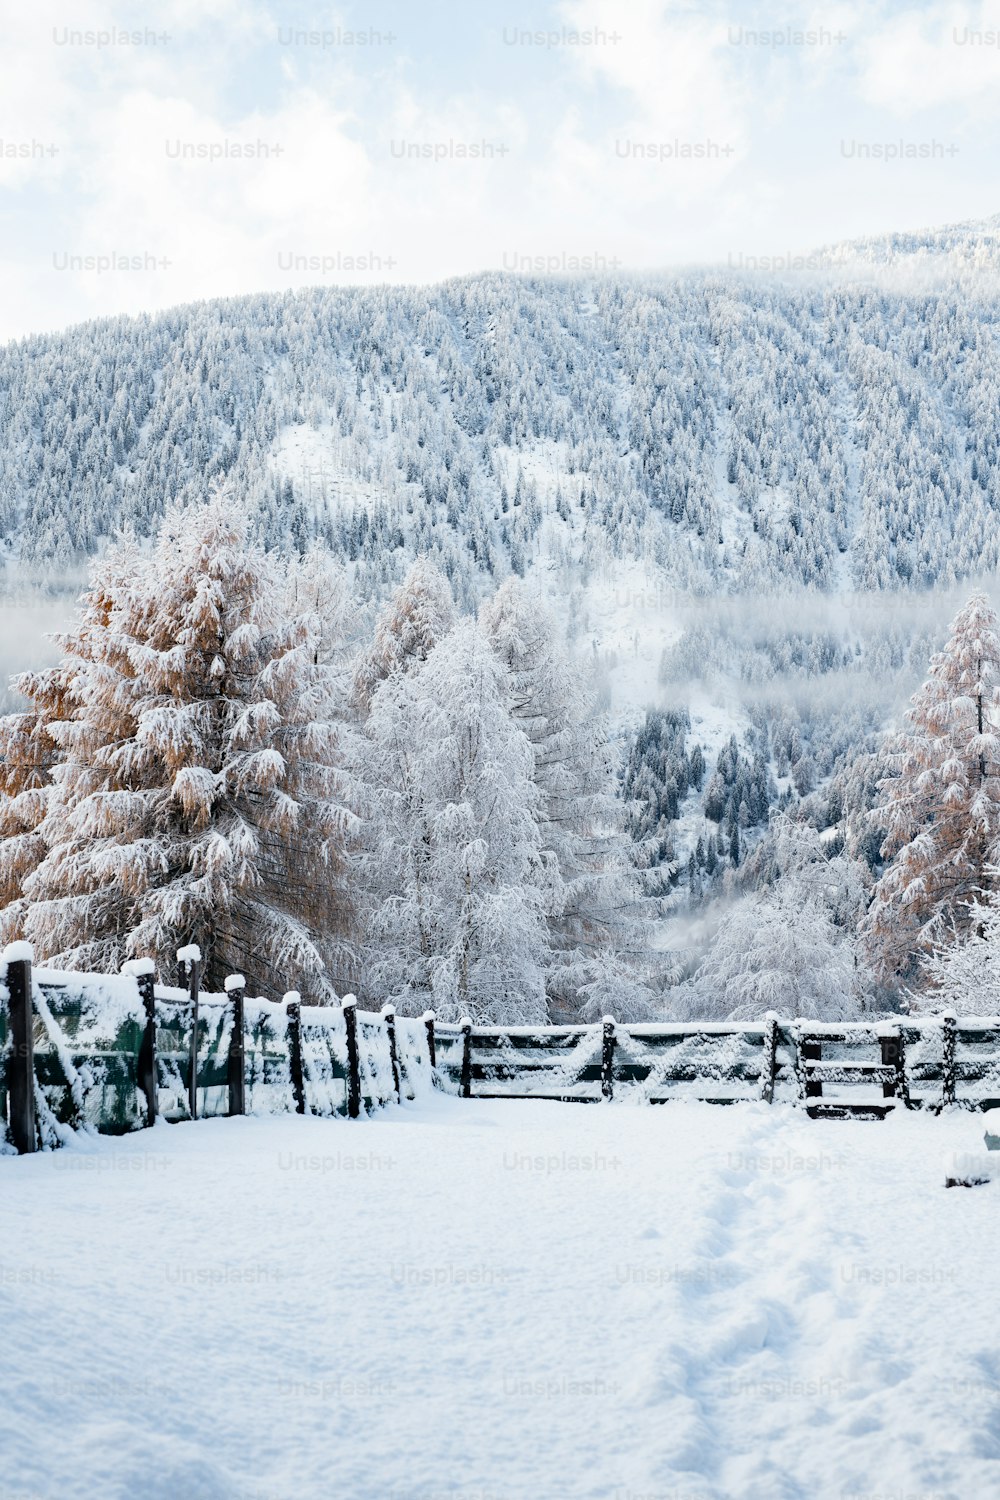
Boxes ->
[2,0,999,339]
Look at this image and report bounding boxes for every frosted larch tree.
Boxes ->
[352,556,454,712]
[0,539,144,946]
[14,495,355,995]
[863,593,1000,985]
[0,666,73,946]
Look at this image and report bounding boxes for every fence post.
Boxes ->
[894,1025,910,1108]
[177,945,201,1122]
[123,959,157,1129]
[941,1012,957,1109]
[342,996,361,1119]
[382,1005,401,1101]
[878,1023,908,1107]
[285,992,306,1115]
[794,1025,822,1100]
[225,975,246,1117]
[792,1022,808,1103]
[761,1012,779,1105]
[601,1016,616,1102]
[423,1009,436,1069]
[4,942,35,1154]
[460,1017,473,1099]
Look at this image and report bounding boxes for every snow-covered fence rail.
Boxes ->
[0,944,433,1155]
[433,1014,1000,1118]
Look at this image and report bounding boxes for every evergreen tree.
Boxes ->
[685,881,861,1021]
[920,896,1000,1015]
[352,556,454,712]
[0,541,142,946]
[864,594,1000,984]
[8,496,354,995]
[480,578,652,1020]
[0,668,74,946]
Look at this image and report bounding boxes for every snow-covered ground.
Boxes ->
[1,1099,997,1499]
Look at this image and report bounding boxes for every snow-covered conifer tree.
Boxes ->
[863,594,1000,984]
[0,669,71,945]
[919,896,1000,1015]
[12,495,355,995]
[0,541,144,945]
[357,618,548,1022]
[684,881,861,1021]
[352,556,454,711]
[737,812,871,936]
[480,578,653,1020]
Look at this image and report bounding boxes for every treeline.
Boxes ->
[655,591,1000,1020]
[5,497,1000,1024]
[0,496,653,1024]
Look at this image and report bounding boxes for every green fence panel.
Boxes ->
[31,970,146,1141]
[356,1013,396,1113]
[395,1016,433,1101]
[245,999,294,1115]
[0,969,10,1151]
[197,1001,233,1119]
[431,1024,466,1094]
[298,1005,350,1116]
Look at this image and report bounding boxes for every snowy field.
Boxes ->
[1,1099,998,1500]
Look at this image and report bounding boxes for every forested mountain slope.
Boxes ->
[5,218,1000,1004]
[3,217,1000,604]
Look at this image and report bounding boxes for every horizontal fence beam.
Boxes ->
[443,1014,1000,1115]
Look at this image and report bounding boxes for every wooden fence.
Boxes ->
[430,1013,1000,1119]
[0,943,435,1155]
[4,943,999,1154]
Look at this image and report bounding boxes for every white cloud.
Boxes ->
[2,0,999,338]
[857,2,1000,116]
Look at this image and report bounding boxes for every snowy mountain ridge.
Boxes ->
[4,213,1000,605]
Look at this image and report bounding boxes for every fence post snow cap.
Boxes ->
[763,1010,780,1022]
[941,1009,957,1021]
[421,1009,436,1022]
[341,995,357,1010]
[602,1014,616,1026]
[459,1016,472,1029]
[121,957,156,977]
[381,1003,396,1018]
[176,943,201,965]
[2,941,34,964]
[224,974,246,993]
[283,990,301,1007]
